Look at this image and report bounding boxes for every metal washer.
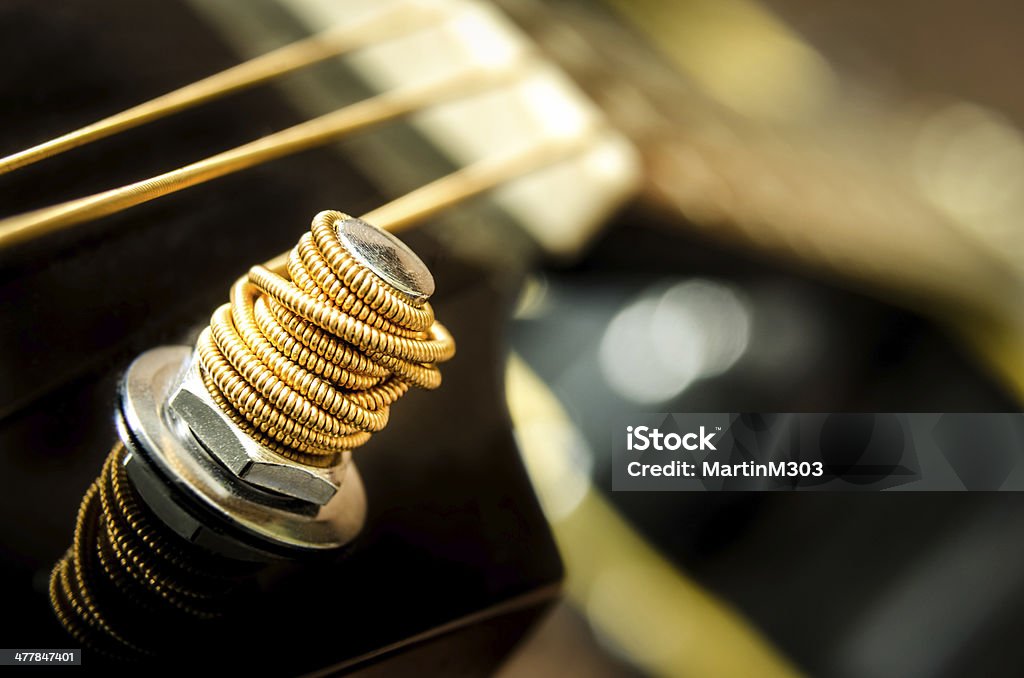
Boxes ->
[117,346,367,556]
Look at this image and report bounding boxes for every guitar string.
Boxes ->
[0,60,535,250]
[0,1,438,175]
[51,209,458,656]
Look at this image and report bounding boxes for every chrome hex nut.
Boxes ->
[167,357,344,506]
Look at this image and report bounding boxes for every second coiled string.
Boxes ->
[196,211,455,466]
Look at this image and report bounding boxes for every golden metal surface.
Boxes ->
[197,210,455,464]
[50,443,250,659]
[0,3,436,175]
[51,210,456,654]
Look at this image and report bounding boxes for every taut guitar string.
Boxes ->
[0,1,438,175]
[0,60,536,250]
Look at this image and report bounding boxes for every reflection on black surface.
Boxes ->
[511,210,1021,677]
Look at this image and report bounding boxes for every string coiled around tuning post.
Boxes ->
[49,443,255,659]
[196,210,455,465]
[50,211,455,658]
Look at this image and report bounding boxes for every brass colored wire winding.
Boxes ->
[50,211,455,657]
[196,210,455,464]
[49,443,253,659]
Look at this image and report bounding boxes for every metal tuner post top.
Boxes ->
[335,215,435,303]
